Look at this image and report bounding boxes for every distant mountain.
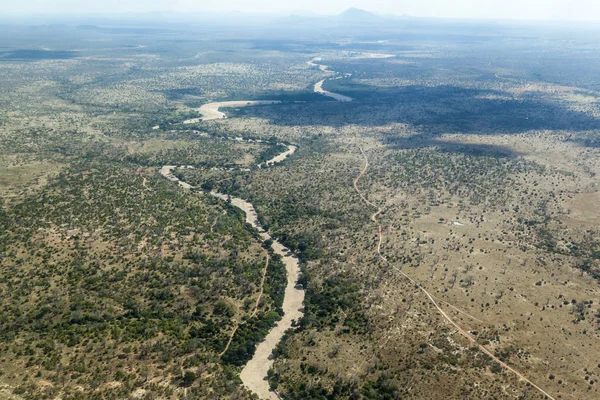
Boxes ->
[267,7,409,34]
[337,8,384,24]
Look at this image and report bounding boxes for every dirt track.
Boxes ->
[353,145,556,400]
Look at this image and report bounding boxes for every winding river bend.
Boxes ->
[160,143,301,400]
[308,57,354,102]
[182,58,354,124]
[164,58,354,399]
[183,100,282,123]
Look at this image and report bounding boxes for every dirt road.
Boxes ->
[353,146,556,400]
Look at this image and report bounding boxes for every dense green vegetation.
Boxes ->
[299,273,367,333]
[0,159,286,398]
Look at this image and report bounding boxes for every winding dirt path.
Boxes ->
[219,324,239,358]
[252,250,270,318]
[353,146,556,400]
[219,250,270,357]
[141,177,152,192]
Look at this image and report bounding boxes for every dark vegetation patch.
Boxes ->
[259,81,600,134]
[299,273,367,333]
[216,90,330,104]
[221,311,282,366]
[0,49,78,61]
[76,25,176,35]
[161,87,205,100]
[565,131,600,148]
[384,134,523,158]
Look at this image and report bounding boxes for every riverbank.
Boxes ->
[160,141,303,400]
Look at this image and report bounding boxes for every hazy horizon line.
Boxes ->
[1,8,599,25]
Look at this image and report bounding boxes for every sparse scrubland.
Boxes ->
[1,16,600,400]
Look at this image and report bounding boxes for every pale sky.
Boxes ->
[3,0,600,21]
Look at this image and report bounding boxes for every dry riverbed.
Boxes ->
[183,100,282,123]
[183,58,354,126]
[160,141,303,400]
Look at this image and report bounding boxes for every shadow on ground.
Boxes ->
[238,84,600,140]
[0,49,79,61]
[382,133,525,158]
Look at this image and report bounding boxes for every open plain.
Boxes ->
[0,10,599,400]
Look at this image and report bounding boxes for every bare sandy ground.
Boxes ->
[314,79,354,102]
[353,146,557,400]
[183,100,281,124]
[159,141,303,400]
[222,196,303,400]
[306,57,329,71]
[350,52,395,59]
[262,145,297,167]
[307,57,354,102]
[159,165,193,189]
[0,384,22,400]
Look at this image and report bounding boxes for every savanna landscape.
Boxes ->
[1,7,600,400]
